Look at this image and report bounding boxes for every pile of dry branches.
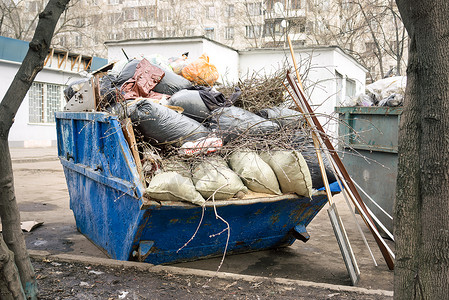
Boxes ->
[220,69,288,113]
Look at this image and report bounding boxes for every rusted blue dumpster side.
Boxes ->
[56,111,333,264]
[56,112,146,260]
[136,194,329,264]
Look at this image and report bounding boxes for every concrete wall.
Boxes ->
[2,60,85,148]
[202,39,239,84]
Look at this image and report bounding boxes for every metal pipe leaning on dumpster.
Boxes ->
[284,74,360,285]
[286,37,359,285]
[285,72,395,270]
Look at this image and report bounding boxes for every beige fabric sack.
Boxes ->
[193,157,248,200]
[145,171,205,205]
[260,150,312,197]
[228,151,281,195]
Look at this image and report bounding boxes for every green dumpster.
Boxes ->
[335,106,402,236]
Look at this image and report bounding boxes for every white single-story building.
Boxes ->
[239,46,367,138]
[106,36,241,85]
[1,36,107,148]
[106,37,366,139]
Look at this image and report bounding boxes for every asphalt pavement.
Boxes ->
[10,146,394,296]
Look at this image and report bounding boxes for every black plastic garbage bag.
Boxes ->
[210,106,280,143]
[99,74,120,104]
[291,133,337,189]
[153,68,192,95]
[115,59,140,87]
[168,89,211,122]
[257,106,304,128]
[188,86,240,111]
[129,99,210,146]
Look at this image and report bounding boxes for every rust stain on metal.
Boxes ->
[254,209,263,215]
[270,214,280,224]
[169,219,179,224]
[185,215,200,224]
[132,210,151,244]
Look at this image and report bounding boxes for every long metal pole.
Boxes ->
[285,72,395,270]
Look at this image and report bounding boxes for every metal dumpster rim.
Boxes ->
[140,190,327,209]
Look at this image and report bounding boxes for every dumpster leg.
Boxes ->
[292,224,310,243]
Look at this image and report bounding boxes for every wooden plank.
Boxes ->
[44,48,54,66]
[121,118,145,187]
[58,51,68,69]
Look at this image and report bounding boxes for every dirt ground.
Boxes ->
[10,147,394,298]
[32,257,390,300]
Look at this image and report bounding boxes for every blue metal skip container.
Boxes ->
[56,111,332,265]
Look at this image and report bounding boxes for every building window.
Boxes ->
[365,42,376,53]
[74,17,84,27]
[290,0,301,9]
[188,7,196,20]
[109,13,123,26]
[125,29,137,39]
[164,29,175,37]
[75,35,82,47]
[139,6,156,21]
[185,29,195,36]
[89,14,100,27]
[246,2,262,16]
[289,19,306,34]
[225,27,234,40]
[125,8,137,21]
[264,21,282,36]
[108,32,123,40]
[245,25,262,38]
[265,0,275,11]
[159,9,172,22]
[225,4,235,17]
[139,28,154,39]
[206,6,215,19]
[59,35,66,47]
[205,27,215,39]
[29,82,65,123]
[346,78,356,101]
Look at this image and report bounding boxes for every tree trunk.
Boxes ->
[394,1,449,299]
[0,0,70,298]
[0,236,25,299]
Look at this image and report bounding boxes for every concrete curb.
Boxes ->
[29,250,393,297]
[12,157,59,163]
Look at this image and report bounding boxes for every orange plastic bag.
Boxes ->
[182,53,219,86]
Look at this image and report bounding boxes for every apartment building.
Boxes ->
[2,0,405,80]
[6,1,328,55]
